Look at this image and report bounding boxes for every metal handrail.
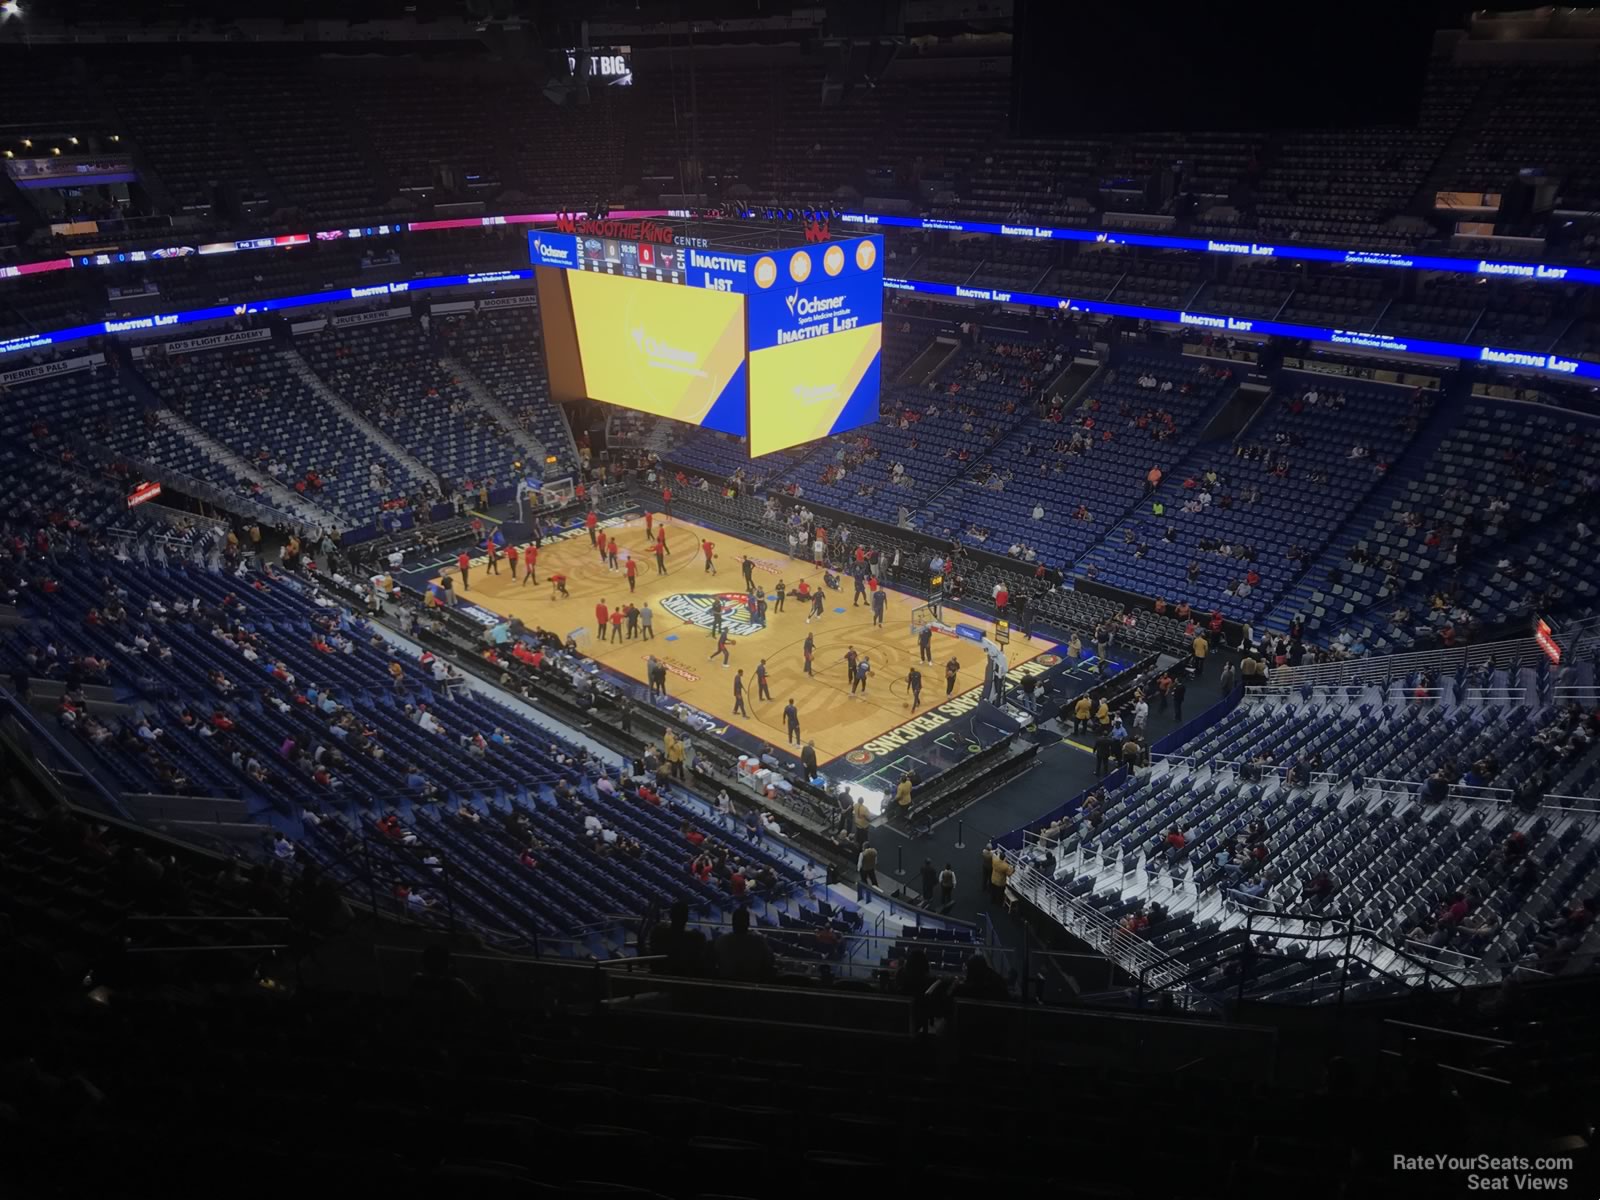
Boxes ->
[1009,862,1188,990]
[1139,751,1600,816]
[1266,636,1541,689]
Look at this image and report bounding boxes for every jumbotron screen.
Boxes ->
[529,228,882,453]
[566,269,749,434]
[745,239,883,456]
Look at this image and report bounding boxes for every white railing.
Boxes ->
[1245,682,1535,708]
[1272,626,1600,693]
[1010,861,1188,990]
[1267,637,1540,689]
[1144,751,1600,816]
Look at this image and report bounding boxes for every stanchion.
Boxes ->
[894,844,906,877]
[954,819,965,849]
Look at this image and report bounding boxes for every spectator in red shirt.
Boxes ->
[681,822,705,846]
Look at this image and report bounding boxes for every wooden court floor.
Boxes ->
[439,515,1058,763]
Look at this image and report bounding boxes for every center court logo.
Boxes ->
[659,592,766,636]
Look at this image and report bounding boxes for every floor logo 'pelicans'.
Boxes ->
[659,592,766,636]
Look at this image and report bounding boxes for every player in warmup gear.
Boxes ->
[710,629,732,666]
[585,509,598,545]
[945,656,961,696]
[845,647,859,688]
[595,599,609,639]
[607,535,620,571]
[609,609,623,643]
[625,554,638,592]
[918,624,934,663]
[809,590,826,621]
[457,550,471,592]
[803,632,815,675]
[773,580,785,613]
[732,669,748,716]
[755,658,772,701]
[784,699,802,745]
[550,573,569,598]
[702,539,717,574]
[907,666,923,710]
[854,655,872,694]
[521,543,539,585]
[485,538,500,574]
[654,534,667,575]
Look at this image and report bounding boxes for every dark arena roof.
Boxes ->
[2,3,1598,1194]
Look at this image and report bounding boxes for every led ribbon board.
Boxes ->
[843,212,1600,286]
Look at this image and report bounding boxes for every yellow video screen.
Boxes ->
[747,321,882,456]
[566,269,748,432]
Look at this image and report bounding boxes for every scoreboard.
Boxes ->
[530,228,883,454]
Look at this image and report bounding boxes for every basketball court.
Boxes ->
[430,513,1062,765]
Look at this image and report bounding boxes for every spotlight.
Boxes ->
[20,138,31,148]
[0,2,22,18]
